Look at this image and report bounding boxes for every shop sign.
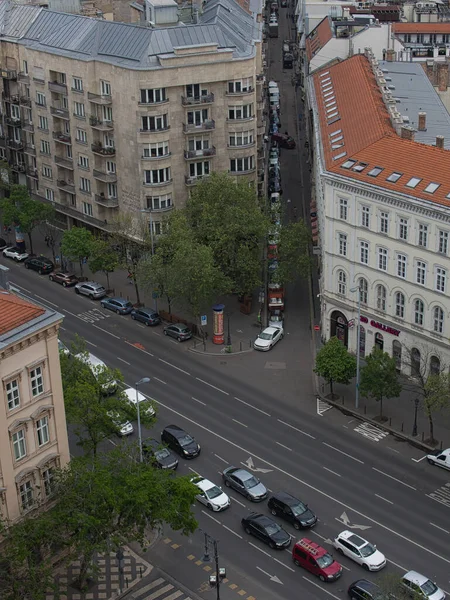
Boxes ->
[360,315,400,337]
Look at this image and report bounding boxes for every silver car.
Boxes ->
[222,466,268,502]
[74,281,106,300]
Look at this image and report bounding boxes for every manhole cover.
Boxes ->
[265,362,286,369]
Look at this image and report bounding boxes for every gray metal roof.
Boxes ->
[379,60,450,150]
[0,2,41,39]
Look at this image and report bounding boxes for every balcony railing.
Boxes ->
[184,146,216,159]
[7,139,24,151]
[226,87,254,96]
[11,163,25,173]
[52,132,72,145]
[88,92,112,105]
[91,143,115,156]
[143,178,173,187]
[54,155,74,170]
[139,125,170,134]
[57,179,76,194]
[22,121,34,132]
[229,167,256,176]
[89,115,114,131]
[24,144,36,156]
[93,169,117,183]
[48,81,68,94]
[95,194,119,208]
[183,119,215,133]
[27,167,38,179]
[34,192,114,231]
[18,72,30,84]
[181,93,214,106]
[4,93,20,103]
[185,174,210,186]
[20,96,31,107]
[1,69,17,80]
[50,105,70,119]
[5,116,21,127]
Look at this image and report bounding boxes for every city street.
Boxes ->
[3,257,450,600]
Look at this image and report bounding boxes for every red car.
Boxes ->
[292,538,342,582]
[49,271,79,287]
[272,132,296,149]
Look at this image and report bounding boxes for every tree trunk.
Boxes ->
[74,554,92,591]
[329,379,334,397]
[79,258,84,277]
[166,294,172,314]
[27,232,34,255]
[105,271,110,290]
[379,395,383,419]
[134,278,141,305]
[428,411,435,443]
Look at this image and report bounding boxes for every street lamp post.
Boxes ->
[350,285,362,409]
[200,531,225,600]
[135,377,150,462]
[412,397,420,437]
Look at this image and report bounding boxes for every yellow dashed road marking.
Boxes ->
[229,584,238,590]
[187,555,195,561]
[203,566,212,572]
[171,543,180,549]
[195,560,203,566]
[247,596,256,600]
[238,590,247,596]
[163,538,172,544]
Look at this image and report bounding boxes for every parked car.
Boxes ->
[268,492,317,529]
[100,296,133,315]
[164,323,192,342]
[24,255,54,274]
[254,326,283,351]
[268,310,284,330]
[268,178,282,194]
[401,571,445,600]
[222,466,267,501]
[161,424,201,458]
[191,476,231,511]
[76,352,118,394]
[2,246,29,261]
[269,165,281,180]
[74,281,106,300]
[293,538,343,582]
[58,339,70,356]
[272,132,296,149]
[49,271,79,287]
[347,580,386,600]
[108,411,134,436]
[427,448,450,470]
[123,387,155,418]
[333,531,386,571]
[242,513,291,549]
[143,438,178,469]
[131,307,161,326]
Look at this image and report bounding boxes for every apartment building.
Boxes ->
[307,52,450,376]
[0,0,264,236]
[0,266,69,524]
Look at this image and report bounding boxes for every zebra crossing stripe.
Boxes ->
[427,483,450,508]
[354,422,389,442]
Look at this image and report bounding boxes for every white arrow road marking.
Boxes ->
[340,511,350,526]
[411,455,427,463]
[256,566,283,584]
[317,397,332,416]
[241,457,273,473]
[337,512,371,531]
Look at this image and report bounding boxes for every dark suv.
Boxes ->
[348,580,386,600]
[271,132,296,149]
[161,425,200,458]
[268,491,317,529]
[24,256,54,274]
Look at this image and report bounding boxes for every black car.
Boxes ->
[268,492,317,530]
[348,579,386,600]
[131,307,161,326]
[241,513,291,549]
[161,425,200,458]
[142,438,178,470]
[24,256,54,274]
[0,238,7,250]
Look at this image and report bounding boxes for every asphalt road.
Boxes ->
[4,258,450,600]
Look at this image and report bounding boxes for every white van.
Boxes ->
[427,448,450,471]
[76,352,118,394]
[268,80,278,89]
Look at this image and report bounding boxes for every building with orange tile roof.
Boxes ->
[392,21,450,61]
[0,265,69,523]
[307,51,450,375]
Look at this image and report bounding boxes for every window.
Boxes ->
[36,416,50,447]
[19,480,33,511]
[40,140,50,155]
[339,198,348,220]
[107,183,117,197]
[376,285,386,311]
[187,109,208,126]
[337,270,346,295]
[361,206,370,228]
[12,429,26,460]
[433,306,444,334]
[359,278,368,304]
[100,80,111,96]
[395,291,405,318]
[72,76,83,92]
[144,167,171,185]
[397,253,407,278]
[439,230,448,255]
[22,60,28,74]
[414,299,424,326]
[78,154,89,169]
[80,177,91,193]
[416,260,426,285]
[399,218,408,241]
[103,134,114,148]
[436,267,447,292]
[406,177,421,189]
[190,161,210,177]
[141,115,168,132]
[74,102,85,118]
[76,128,87,144]
[229,131,254,146]
[386,172,402,183]
[102,106,113,122]
[140,88,167,104]
[11,104,20,120]
[228,105,253,120]
[360,241,369,264]
[185,83,208,99]
[45,189,54,202]
[83,202,93,216]
[380,211,389,234]
[228,78,253,93]
[378,247,388,271]
[146,194,172,210]
[42,165,52,179]
[230,156,255,172]
[106,161,116,173]
[42,467,55,496]
[143,141,170,158]
[6,379,20,410]
[36,91,46,107]
[150,221,162,236]
[30,366,44,396]
[418,224,428,247]
[338,233,347,256]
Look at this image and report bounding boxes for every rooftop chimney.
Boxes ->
[436,135,445,149]
[418,112,427,131]
[386,49,395,62]
[400,125,415,141]
[438,62,449,92]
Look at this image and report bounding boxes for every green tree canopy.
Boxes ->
[88,238,119,290]
[359,347,402,420]
[314,336,357,397]
[275,220,312,284]
[424,371,450,443]
[61,227,94,276]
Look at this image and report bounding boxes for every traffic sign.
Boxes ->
[201,315,207,326]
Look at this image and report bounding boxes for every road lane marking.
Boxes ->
[322,442,364,464]
[277,419,316,439]
[232,418,248,428]
[372,467,417,490]
[214,453,228,464]
[117,357,131,366]
[196,378,229,395]
[430,522,450,534]
[147,394,450,567]
[323,467,341,478]
[63,309,79,317]
[86,340,97,347]
[92,324,120,339]
[34,294,59,307]
[11,283,32,293]
[412,455,427,463]
[192,397,206,406]
[248,542,271,557]
[354,422,389,442]
[153,377,166,385]
[387,446,400,454]
[231,497,246,508]
[276,442,292,451]
[375,494,393,505]
[201,510,221,524]
[272,557,295,572]
[302,577,342,600]
[234,397,271,417]
[159,358,190,376]
[223,525,242,539]
[125,341,154,357]
[59,326,66,331]
[387,558,409,572]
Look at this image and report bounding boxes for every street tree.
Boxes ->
[275,220,312,284]
[314,336,357,398]
[423,372,450,443]
[0,159,12,192]
[376,573,411,599]
[61,226,94,276]
[88,238,119,290]
[38,218,63,264]
[0,185,55,254]
[185,172,270,295]
[359,347,402,421]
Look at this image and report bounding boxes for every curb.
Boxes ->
[188,346,254,357]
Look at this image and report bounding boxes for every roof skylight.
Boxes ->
[424,182,440,194]
[368,166,383,177]
[319,71,330,78]
[341,159,356,169]
[333,152,347,161]
[328,111,338,118]
[405,177,422,189]
[331,143,344,150]
[324,91,334,98]
[333,135,343,142]
[386,172,402,183]
[353,162,368,172]
[328,116,341,125]
[329,129,342,137]
[322,86,333,93]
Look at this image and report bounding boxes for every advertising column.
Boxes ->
[212,304,225,345]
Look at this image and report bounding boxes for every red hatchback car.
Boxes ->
[292,538,343,582]
[49,271,79,287]
[272,132,296,149]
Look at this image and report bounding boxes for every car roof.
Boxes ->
[81,281,104,287]
[143,438,161,450]
[164,424,187,437]
[78,352,106,369]
[351,580,379,592]
[272,491,299,505]
[296,538,328,558]
[109,297,132,304]
[231,468,253,480]
[262,327,279,334]
[338,531,367,546]
[194,477,216,492]
[248,513,274,527]
[123,387,146,402]
[137,307,157,314]
[403,571,429,585]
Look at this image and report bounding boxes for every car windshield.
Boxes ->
[123,301,133,308]
[243,476,259,489]
[179,327,189,333]
[291,502,307,516]
[178,434,194,447]
[206,486,223,500]
[154,448,170,460]
[259,332,273,341]
[421,581,438,596]
[360,543,376,557]
[271,316,282,323]
[265,523,282,536]
[316,553,334,569]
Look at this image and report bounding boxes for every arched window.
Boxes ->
[414,299,424,326]
[376,285,386,311]
[430,355,441,375]
[411,347,421,377]
[337,270,346,295]
[359,278,368,305]
[433,306,444,334]
[395,292,405,318]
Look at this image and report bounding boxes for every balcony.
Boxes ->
[27,167,38,179]
[11,163,25,173]
[140,125,170,134]
[95,194,119,208]
[54,155,74,170]
[91,143,115,156]
[50,105,70,120]
[88,92,112,105]
[89,115,114,131]
[53,132,72,145]
[0,137,5,147]
[183,119,215,133]
[22,121,34,133]
[181,93,214,106]
[227,115,255,123]
[18,72,30,84]
[1,69,17,80]
[24,144,36,156]
[230,168,256,176]
[144,178,173,188]
[4,93,20,103]
[20,96,31,107]
[150,204,174,214]
[57,179,76,194]
[48,80,68,94]
[184,146,216,159]
[93,169,117,183]
[226,87,254,96]
[5,116,21,127]
[185,174,210,186]
[7,138,24,151]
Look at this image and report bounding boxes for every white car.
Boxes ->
[2,246,29,261]
[427,448,450,471]
[108,412,134,436]
[76,352,118,394]
[269,310,283,329]
[123,387,155,418]
[333,531,386,571]
[253,326,283,351]
[191,476,230,511]
[402,571,445,600]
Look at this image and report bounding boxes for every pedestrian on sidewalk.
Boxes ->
[45,235,50,247]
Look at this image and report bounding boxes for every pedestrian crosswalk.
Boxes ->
[133,577,193,600]
[427,482,450,508]
[353,422,389,442]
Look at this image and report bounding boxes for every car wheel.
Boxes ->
[224,480,231,487]
[207,503,213,510]
[337,547,344,555]
[25,263,29,269]
[427,458,434,465]
[294,559,300,567]
[164,330,168,336]
[62,282,67,287]
[245,527,252,535]
[293,522,301,530]
[362,564,370,571]
[89,294,94,300]
[131,314,136,320]
[247,493,253,501]
[270,508,277,516]
[177,336,182,342]
[116,309,121,315]
[319,575,326,582]
[145,321,151,326]
[75,288,80,294]
[280,333,284,339]
[14,257,19,262]
[38,269,43,275]
[269,541,276,549]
